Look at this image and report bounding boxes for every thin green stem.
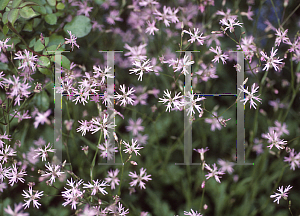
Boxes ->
[282,3,300,26]
[269,0,281,27]
[90,131,102,182]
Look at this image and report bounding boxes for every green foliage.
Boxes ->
[63,16,92,38]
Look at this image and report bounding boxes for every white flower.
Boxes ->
[33,143,56,161]
[184,90,206,117]
[238,82,262,109]
[159,89,183,112]
[115,84,135,106]
[219,17,243,33]
[174,54,194,75]
[260,47,284,71]
[183,28,206,45]
[129,59,153,81]
[123,139,143,156]
[270,185,293,204]
[22,186,43,209]
[41,162,65,185]
[83,179,109,195]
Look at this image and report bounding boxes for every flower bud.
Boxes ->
[40,33,45,45]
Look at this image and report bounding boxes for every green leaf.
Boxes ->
[33,90,50,111]
[34,37,49,52]
[38,67,52,76]
[12,0,22,8]
[8,9,19,26]
[19,7,39,19]
[47,0,56,6]
[56,2,64,10]
[19,1,40,8]
[48,33,65,47]
[3,25,9,35]
[29,38,36,47]
[32,5,46,14]
[30,0,46,5]
[43,44,64,55]
[38,56,50,67]
[45,13,57,25]
[44,5,52,14]
[49,54,70,69]
[23,20,33,31]
[0,0,10,10]
[63,15,92,38]
[0,63,9,71]
[2,11,9,24]
[33,17,41,27]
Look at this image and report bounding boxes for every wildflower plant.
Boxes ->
[0,0,300,215]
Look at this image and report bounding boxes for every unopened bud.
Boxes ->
[40,33,45,45]
[284,0,289,7]
[130,161,137,165]
[82,146,89,156]
[201,181,205,188]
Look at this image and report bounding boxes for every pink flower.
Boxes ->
[0,144,17,163]
[33,143,56,161]
[4,202,29,216]
[264,130,287,150]
[209,46,229,64]
[217,159,235,174]
[14,49,38,72]
[240,6,254,20]
[105,169,120,190]
[34,109,51,129]
[204,163,225,183]
[8,163,27,186]
[98,140,118,160]
[219,17,243,33]
[76,1,93,17]
[205,112,222,131]
[1,75,31,106]
[194,147,209,161]
[284,149,300,170]
[65,30,80,51]
[128,167,152,189]
[106,10,123,25]
[145,20,159,35]
[275,28,291,47]
[41,162,65,185]
[153,6,172,27]
[126,118,144,136]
